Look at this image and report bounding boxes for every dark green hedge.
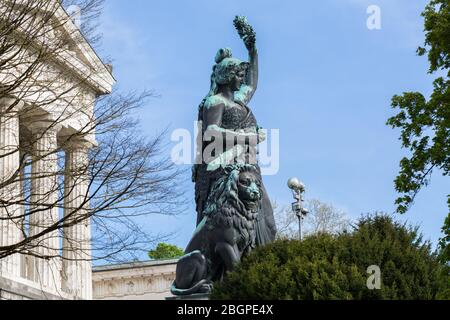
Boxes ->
[211,214,449,300]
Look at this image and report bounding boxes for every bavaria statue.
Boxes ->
[171,16,276,296]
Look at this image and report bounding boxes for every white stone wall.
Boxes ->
[92,260,178,300]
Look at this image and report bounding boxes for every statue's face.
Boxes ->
[237,171,261,212]
[230,69,246,92]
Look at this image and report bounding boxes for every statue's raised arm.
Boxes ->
[233,16,258,105]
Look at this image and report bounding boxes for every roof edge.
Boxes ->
[93,259,179,272]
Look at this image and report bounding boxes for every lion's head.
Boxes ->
[202,164,262,230]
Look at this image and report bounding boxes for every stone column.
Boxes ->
[62,142,92,300]
[0,98,23,279]
[28,123,61,290]
[19,150,27,279]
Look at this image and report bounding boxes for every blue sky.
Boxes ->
[95,0,448,257]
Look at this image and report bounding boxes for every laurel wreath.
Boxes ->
[233,16,256,50]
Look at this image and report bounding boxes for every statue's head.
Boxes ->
[236,167,261,212]
[203,164,262,221]
[213,48,249,92]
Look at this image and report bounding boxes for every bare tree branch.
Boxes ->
[274,199,351,239]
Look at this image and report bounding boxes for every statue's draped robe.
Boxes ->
[193,100,277,246]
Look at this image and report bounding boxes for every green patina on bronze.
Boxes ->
[171,16,276,297]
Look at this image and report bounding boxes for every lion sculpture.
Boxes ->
[171,164,262,296]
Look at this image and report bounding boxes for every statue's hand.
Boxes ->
[257,129,266,143]
[243,127,257,134]
[234,16,256,52]
[243,36,256,53]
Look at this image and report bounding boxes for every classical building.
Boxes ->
[0,1,115,299]
[92,259,177,300]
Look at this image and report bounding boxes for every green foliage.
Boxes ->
[387,0,450,214]
[419,0,450,73]
[211,214,449,300]
[148,243,184,260]
[437,214,450,299]
[439,213,450,263]
[387,0,449,264]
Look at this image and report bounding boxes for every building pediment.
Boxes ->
[54,5,116,95]
[1,0,116,95]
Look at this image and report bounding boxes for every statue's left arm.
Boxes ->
[242,47,258,104]
[234,16,258,105]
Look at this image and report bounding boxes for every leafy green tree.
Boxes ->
[211,214,449,300]
[386,0,449,260]
[148,243,184,260]
[437,214,450,299]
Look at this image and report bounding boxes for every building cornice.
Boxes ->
[55,5,116,95]
[93,259,179,273]
[1,0,116,95]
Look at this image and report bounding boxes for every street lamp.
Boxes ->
[287,177,309,241]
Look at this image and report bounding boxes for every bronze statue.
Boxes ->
[193,16,276,246]
[171,16,276,296]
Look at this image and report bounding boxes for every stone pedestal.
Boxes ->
[166,293,211,300]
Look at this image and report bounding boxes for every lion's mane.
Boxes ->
[202,164,261,250]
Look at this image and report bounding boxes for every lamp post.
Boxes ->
[288,177,308,241]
